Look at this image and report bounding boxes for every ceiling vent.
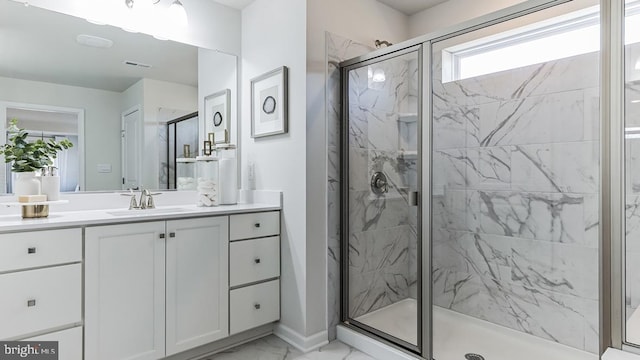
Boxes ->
[76,34,113,49]
[123,61,152,69]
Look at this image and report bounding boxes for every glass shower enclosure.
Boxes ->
[340,1,600,359]
[341,48,424,354]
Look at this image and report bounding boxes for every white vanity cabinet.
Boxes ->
[0,228,83,360]
[165,217,229,355]
[85,221,166,360]
[228,211,281,335]
[85,216,229,360]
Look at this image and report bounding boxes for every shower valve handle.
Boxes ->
[371,172,389,195]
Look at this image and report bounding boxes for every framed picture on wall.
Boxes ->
[204,89,230,144]
[251,66,288,138]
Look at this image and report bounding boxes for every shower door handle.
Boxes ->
[409,191,419,206]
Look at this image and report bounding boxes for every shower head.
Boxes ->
[374,39,393,49]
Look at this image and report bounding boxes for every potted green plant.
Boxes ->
[0,119,73,196]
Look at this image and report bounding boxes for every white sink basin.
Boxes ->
[107,207,190,217]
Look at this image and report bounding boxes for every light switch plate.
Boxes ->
[97,164,112,173]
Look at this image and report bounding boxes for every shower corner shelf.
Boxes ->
[398,150,418,160]
[397,113,418,123]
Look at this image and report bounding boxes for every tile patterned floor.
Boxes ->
[206,335,376,360]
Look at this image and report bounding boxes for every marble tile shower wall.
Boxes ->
[431,50,600,353]
[625,82,640,319]
[326,32,372,340]
[347,52,419,320]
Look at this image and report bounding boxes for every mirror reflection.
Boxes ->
[0,0,237,192]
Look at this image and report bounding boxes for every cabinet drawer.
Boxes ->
[230,236,280,287]
[229,280,280,335]
[0,228,81,273]
[23,326,83,360]
[0,264,81,339]
[229,211,280,241]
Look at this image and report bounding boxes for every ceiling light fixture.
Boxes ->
[168,0,188,27]
[76,34,114,49]
[124,0,188,27]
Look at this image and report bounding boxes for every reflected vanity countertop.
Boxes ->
[0,190,282,232]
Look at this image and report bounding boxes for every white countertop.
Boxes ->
[0,190,282,232]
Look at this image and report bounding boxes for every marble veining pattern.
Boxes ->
[328,31,602,354]
[346,50,419,322]
[432,46,600,353]
[327,32,419,337]
[206,335,376,360]
[326,32,373,340]
[626,82,640,326]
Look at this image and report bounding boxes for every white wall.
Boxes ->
[307,0,409,63]
[198,49,238,147]
[0,76,122,191]
[20,0,241,55]
[122,79,145,115]
[408,0,526,38]
[241,0,311,344]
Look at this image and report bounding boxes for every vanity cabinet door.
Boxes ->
[165,217,229,356]
[85,222,166,360]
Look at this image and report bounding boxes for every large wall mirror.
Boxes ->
[0,0,237,192]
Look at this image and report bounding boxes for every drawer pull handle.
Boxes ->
[254,223,261,228]
[169,232,176,238]
[254,258,261,264]
[27,247,36,254]
[159,234,166,239]
[27,299,36,307]
[254,303,261,310]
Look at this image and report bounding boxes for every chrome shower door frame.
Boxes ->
[340,44,427,358]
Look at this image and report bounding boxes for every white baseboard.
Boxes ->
[273,323,329,353]
[337,325,418,360]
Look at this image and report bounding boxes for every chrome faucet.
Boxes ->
[139,189,149,209]
[122,188,159,210]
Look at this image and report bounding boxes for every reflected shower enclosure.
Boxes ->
[165,112,198,190]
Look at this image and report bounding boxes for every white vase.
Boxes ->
[14,172,41,196]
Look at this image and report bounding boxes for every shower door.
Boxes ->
[342,46,424,355]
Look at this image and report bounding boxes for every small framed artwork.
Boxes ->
[251,66,288,138]
[204,89,230,144]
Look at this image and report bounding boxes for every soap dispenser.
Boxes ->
[41,166,60,201]
[217,144,237,205]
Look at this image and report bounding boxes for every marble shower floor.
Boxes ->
[354,298,597,360]
[205,335,376,360]
[355,298,417,345]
